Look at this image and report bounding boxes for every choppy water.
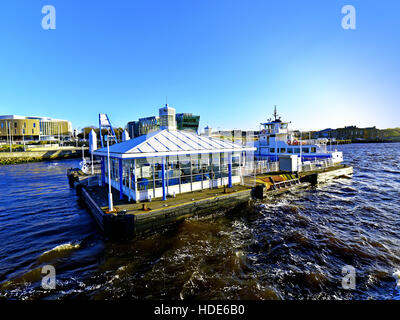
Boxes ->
[0,143,399,300]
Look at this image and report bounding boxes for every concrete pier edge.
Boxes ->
[70,164,354,238]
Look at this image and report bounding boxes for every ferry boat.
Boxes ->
[255,107,343,163]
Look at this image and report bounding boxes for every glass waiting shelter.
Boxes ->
[93,129,256,202]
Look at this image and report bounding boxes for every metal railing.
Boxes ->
[243,158,335,176]
[243,160,279,175]
[299,158,334,172]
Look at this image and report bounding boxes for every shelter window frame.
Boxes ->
[136,157,154,191]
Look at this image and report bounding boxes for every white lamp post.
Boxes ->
[106,134,113,212]
[7,122,11,153]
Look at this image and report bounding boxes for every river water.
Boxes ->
[0,143,399,300]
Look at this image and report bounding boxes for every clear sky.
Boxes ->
[0,0,399,132]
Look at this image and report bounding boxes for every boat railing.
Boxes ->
[243,160,279,175]
[243,157,336,176]
[288,139,327,146]
[299,158,335,172]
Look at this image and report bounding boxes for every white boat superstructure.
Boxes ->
[255,107,343,164]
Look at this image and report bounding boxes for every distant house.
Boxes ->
[313,128,333,139]
[314,126,381,141]
[334,126,380,141]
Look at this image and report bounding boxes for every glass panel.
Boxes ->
[134,158,155,190]
[232,152,240,168]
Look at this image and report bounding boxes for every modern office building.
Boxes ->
[0,115,72,141]
[127,116,159,139]
[176,113,200,132]
[127,106,200,138]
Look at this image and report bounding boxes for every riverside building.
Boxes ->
[127,107,200,138]
[0,115,72,142]
[94,105,255,202]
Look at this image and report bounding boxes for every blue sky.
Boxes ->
[0,0,399,131]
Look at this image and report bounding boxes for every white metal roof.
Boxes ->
[0,115,27,119]
[94,129,256,159]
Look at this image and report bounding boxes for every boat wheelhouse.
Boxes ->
[93,128,256,203]
[255,108,343,163]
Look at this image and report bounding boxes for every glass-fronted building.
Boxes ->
[176,113,200,133]
[0,115,72,141]
[94,129,255,202]
[126,106,200,138]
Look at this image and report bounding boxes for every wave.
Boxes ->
[383,169,400,175]
[393,270,400,288]
[0,267,43,291]
[38,242,81,263]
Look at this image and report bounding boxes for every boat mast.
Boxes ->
[273,105,278,121]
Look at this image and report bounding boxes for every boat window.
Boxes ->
[287,148,293,153]
[302,148,309,153]
[280,148,286,153]
[294,148,300,153]
[311,147,316,153]
[270,148,275,153]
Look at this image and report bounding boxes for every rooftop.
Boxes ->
[94,129,255,159]
[0,115,70,122]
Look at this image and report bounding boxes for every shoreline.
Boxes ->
[0,148,84,165]
[343,140,400,144]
